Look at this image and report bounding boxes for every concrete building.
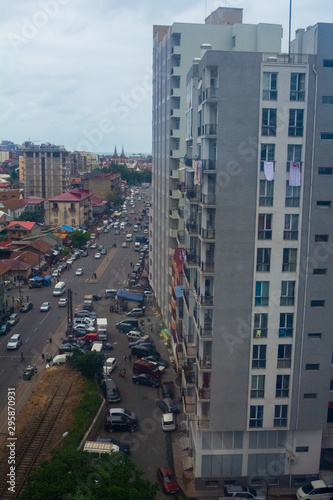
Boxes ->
[152,8,333,494]
[151,7,282,325]
[177,23,333,493]
[18,142,70,198]
[44,188,93,228]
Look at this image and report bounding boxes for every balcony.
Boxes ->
[199,324,213,339]
[186,251,199,267]
[170,189,181,199]
[186,221,200,235]
[203,124,217,136]
[200,193,216,205]
[198,355,212,370]
[169,209,180,220]
[202,87,218,101]
[182,394,195,415]
[186,189,200,202]
[198,388,211,400]
[170,66,181,77]
[197,417,210,429]
[170,108,181,117]
[170,86,181,96]
[199,295,214,307]
[183,337,196,359]
[169,229,178,238]
[177,230,185,244]
[200,261,215,274]
[170,169,180,180]
[202,159,216,172]
[201,228,215,240]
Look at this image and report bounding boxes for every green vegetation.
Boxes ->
[101,163,151,185]
[70,230,90,248]
[18,210,44,223]
[71,349,104,380]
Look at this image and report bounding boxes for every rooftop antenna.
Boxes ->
[288,0,292,61]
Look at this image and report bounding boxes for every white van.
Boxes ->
[133,225,138,232]
[134,241,141,251]
[91,341,103,353]
[114,222,119,229]
[120,222,126,230]
[53,281,66,296]
[126,234,133,242]
[297,481,333,500]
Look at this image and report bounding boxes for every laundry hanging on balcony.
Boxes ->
[264,161,274,181]
[194,160,202,185]
[289,162,301,186]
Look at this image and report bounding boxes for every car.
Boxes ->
[52,270,60,277]
[73,323,95,333]
[75,268,84,276]
[144,290,153,298]
[156,398,180,414]
[143,229,148,234]
[161,381,174,399]
[81,251,88,257]
[98,245,104,251]
[96,437,130,456]
[40,302,51,312]
[142,355,169,368]
[132,374,161,388]
[101,249,107,255]
[20,301,33,313]
[128,339,154,349]
[157,467,180,495]
[75,310,97,319]
[91,243,97,249]
[105,408,138,433]
[70,326,94,337]
[7,334,22,350]
[121,242,127,248]
[58,298,67,307]
[126,307,145,317]
[116,319,139,333]
[114,229,120,235]
[92,294,103,301]
[0,322,11,335]
[67,258,74,265]
[126,331,149,342]
[94,252,101,259]
[58,343,79,354]
[161,412,176,431]
[224,486,266,500]
[107,408,137,422]
[104,357,117,373]
[130,210,134,214]
[8,313,19,326]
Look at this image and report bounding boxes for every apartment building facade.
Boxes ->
[44,188,93,228]
[178,23,333,491]
[151,8,282,326]
[19,142,70,198]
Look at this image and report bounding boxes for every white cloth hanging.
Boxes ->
[264,161,274,181]
[289,162,301,186]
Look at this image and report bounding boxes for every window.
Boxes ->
[279,313,293,337]
[277,344,292,368]
[255,281,269,306]
[251,375,265,398]
[249,431,286,449]
[201,454,242,477]
[316,201,331,207]
[54,218,58,224]
[323,60,333,67]
[262,109,277,136]
[254,313,268,338]
[248,453,285,477]
[259,180,274,206]
[330,380,333,391]
[257,248,271,272]
[280,281,295,306]
[282,248,297,272]
[71,219,76,224]
[318,167,333,175]
[311,300,325,307]
[285,182,300,207]
[321,133,333,140]
[289,109,304,136]
[260,144,275,171]
[284,214,299,240]
[304,393,317,399]
[315,234,329,242]
[202,431,243,450]
[308,333,322,339]
[305,363,319,370]
[249,406,264,428]
[252,345,266,369]
[322,96,333,104]
[258,214,272,240]
[296,447,309,452]
[313,268,327,275]
[287,144,302,171]
[263,72,278,100]
[276,375,290,398]
[274,405,288,427]
[290,73,305,101]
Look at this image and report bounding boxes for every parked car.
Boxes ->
[58,298,67,307]
[142,355,169,368]
[40,302,51,312]
[81,251,88,257]
[131,345,160,359]
[75,310,97,319]
[96,437,130,456]
[94,252,101,259]
[132,374,161,388]
[157,467,180,495]
[75,268,84,276]
[8,313,19,326]
[104,408,138,433]
[7,333,22,350]
[20,301,33,313]
[126,331,149,342]
[125,307,145,317]
[161,381,174,399]
[101,249,107,255]
[224,486,266,500]
[116,319,139,333]
[161,413,176,431]
[156,398,180,414]
[0,322,11,335]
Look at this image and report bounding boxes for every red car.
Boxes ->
[157,467,180,495]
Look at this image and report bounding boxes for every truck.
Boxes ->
[135,236,148,244]
[97,318,108,341]
[83,295,93,311]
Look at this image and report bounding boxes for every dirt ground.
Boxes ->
[0,366,85,470]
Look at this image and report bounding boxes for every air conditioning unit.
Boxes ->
[288,456,297,464]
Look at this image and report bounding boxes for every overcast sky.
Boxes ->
[1,0,332,154]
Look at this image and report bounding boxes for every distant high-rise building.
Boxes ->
[18,142,70,198]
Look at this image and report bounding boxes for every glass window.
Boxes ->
[284,214,299,240]
[287,145,302,171]
[282,248,297,272]
[248,453,285,476]
[279,313,294,337]
[251,375,265,398]
[260,144,275,171]
[276,375,290,397]
[259,180,274,206]
[262,109,277,136]
[254,313,268,338]
[252,345,267,369]
[201,454,242,477]
[288,109,304,137]
[263,72,278,100]
[249,406,264,428]
[290,73,305,101]
[280,281,295,306]
[274,405,288,427]
[277,344,292,368]
[255,281,269,306]
[258,214,272,240]
[285,182,300,207]
[257,248,271,272]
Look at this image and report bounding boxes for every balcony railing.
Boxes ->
[203,124,217,135]
[186,251,199,266]
[200,193,216,205]
[201,159,216,171]
[201,228,215,239]
[177,230,185,244]
[198,388,211,400]
[197,417,210,429]
[199,295,214,306]
[199,325,213,339]
[186,189,200,201]
[186,221,199,234]
[200,261,215,273]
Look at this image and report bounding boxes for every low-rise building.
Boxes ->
[44,188,93,228]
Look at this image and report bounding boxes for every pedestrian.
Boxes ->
[123,367,126,376]
[123,355,127,364]
[34,365,38,374]
[26,295,29,301]
[128,354,132,364]
[41,353,45,362]
[20,351,24,361]
[49,337,52,344]
[130,262,133,268]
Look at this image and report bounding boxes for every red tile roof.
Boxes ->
[7,221,36,230]
[48,188,92,202]
[0,241,12,248]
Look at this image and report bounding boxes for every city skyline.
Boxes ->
[1,0,333,153]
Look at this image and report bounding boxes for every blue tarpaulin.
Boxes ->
[175,285,184,298]
[117,289,143,303]
[62,224,74,232]
[31,276,43,281]
[44,275,52,280]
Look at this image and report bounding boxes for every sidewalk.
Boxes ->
[89,245,119,283]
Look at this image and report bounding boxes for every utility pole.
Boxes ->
[67,288,73,335]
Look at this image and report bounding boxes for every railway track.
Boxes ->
[0,381,72,500]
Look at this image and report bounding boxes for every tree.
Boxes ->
[71,349,104,379]
[18,449,158,500]
[105,191,123,207]
[18,210,44,223]
[70,230,90,248]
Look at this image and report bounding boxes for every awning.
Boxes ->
[175,285,184,298]
[79,226,87,230]
[44,275,52,280]
[62,224,74,232]
[31,276,43,281]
